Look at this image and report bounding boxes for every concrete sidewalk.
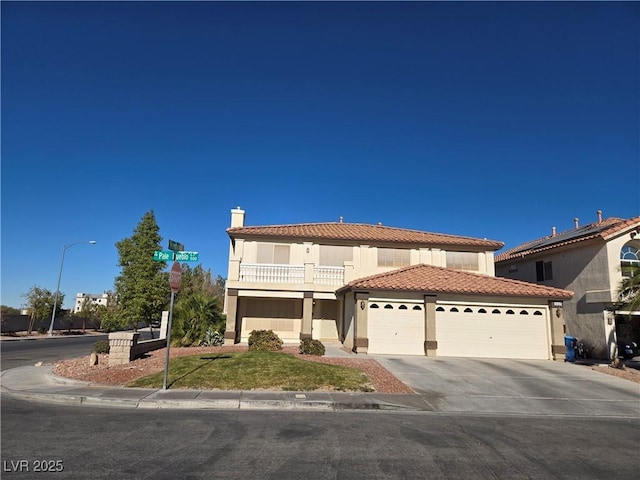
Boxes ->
[0,364,432,412]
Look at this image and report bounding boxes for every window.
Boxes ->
[506,310,515,315]
[520,310,529,315]
[450,307,459,312]
[257,243,290,264]
[370,304,379,309]
[478,308,487,314]
[492,309,501,314]
[536,260,553,281]
[446,251,479,271]
[464,308,473,313]
[436,306,445,312]
[621,244,640,277]
[319,245,353,266]
[384,304,393,309]
[533,311,543,316]
[412,305,422,310]
[399,305,408,310]
[378,248,410,267]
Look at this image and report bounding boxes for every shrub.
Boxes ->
[299,338,325,356]
[248,330,283,351]
[92,340,110,354]
[37,327,47,334]
[201,327,224,347]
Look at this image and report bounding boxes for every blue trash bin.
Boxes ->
[565,335,577,363]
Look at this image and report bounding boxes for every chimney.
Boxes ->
[574,217,579,229]
[339,216,343,223]
[230,207,245,228]
[551,226,556,237]
[597,210,603,223]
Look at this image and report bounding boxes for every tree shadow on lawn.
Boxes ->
[167,354,232,388]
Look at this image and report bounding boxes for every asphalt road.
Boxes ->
[1,396,638,480]
[0,330,157,371]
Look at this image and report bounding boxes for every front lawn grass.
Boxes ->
[127,351,374,392]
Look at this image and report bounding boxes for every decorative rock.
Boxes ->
[89,352,99,366]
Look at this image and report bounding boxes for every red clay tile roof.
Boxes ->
[495,216,640,262]
[338,264,573,300]
[228,222,504,249]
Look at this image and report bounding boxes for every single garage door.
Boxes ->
[436,306,550,359]
[368,302,424,355]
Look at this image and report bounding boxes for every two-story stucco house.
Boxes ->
[495,212,640,359]
[224,208,572,360]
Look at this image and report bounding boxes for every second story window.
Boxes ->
[319,245,353,266]
[257,243,290,264]
[621,243,640,277]
[446,251,479,271]
[536,260,553,281]
[378,248,410,267]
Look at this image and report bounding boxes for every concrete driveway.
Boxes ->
[373,356,640,417]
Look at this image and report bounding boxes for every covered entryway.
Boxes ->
[436,305,550,359]
[367,301,425,355]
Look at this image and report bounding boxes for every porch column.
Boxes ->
[224,289,239,345]
[354,292,369,354]
[301,292,313,340]
[424,295,438,356]
[549,300,566,360]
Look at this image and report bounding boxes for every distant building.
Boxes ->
[74,293,110,313]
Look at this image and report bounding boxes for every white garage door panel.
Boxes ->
[368,305,424,355]
[437,312,549,359]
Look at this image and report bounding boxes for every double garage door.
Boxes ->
[367,302,550,359]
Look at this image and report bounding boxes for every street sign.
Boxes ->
[174,251,199,262]
[153,250,175,261]
[169,261,182,292]
[168,240,184,252]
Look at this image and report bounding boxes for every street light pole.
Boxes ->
[48,240,97,336]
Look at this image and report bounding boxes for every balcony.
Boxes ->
[239,264,345,286]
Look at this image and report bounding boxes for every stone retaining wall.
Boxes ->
[108,332,167,365]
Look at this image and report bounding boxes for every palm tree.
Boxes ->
[617,266,640,314]
[172,293,224,347]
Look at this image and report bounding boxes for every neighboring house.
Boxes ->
[495,212,640,359]
[73,292,110,313]
[224,208,572,360]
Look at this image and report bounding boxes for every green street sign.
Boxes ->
[168,240,184,252]
[153,250,175,261]
[174,251,199,262]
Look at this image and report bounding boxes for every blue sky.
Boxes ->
[2,1,638,309]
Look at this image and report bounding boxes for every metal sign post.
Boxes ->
[163,261,182,390]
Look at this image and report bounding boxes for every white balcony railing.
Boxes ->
[313,266,345,286]
[238,264,345,286]
[239,264,305,284]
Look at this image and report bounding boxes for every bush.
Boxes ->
[92,340,110,354]
[299,338,325,356]
[201,327,224,347]
[248,330,283,351]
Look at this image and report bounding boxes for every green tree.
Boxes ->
[171,293,225,347]
[114,211,169,329]
[1,305,21,316]
[179,264,226,308]
[21,286,63,334]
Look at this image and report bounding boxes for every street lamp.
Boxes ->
[48,240,97,336]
